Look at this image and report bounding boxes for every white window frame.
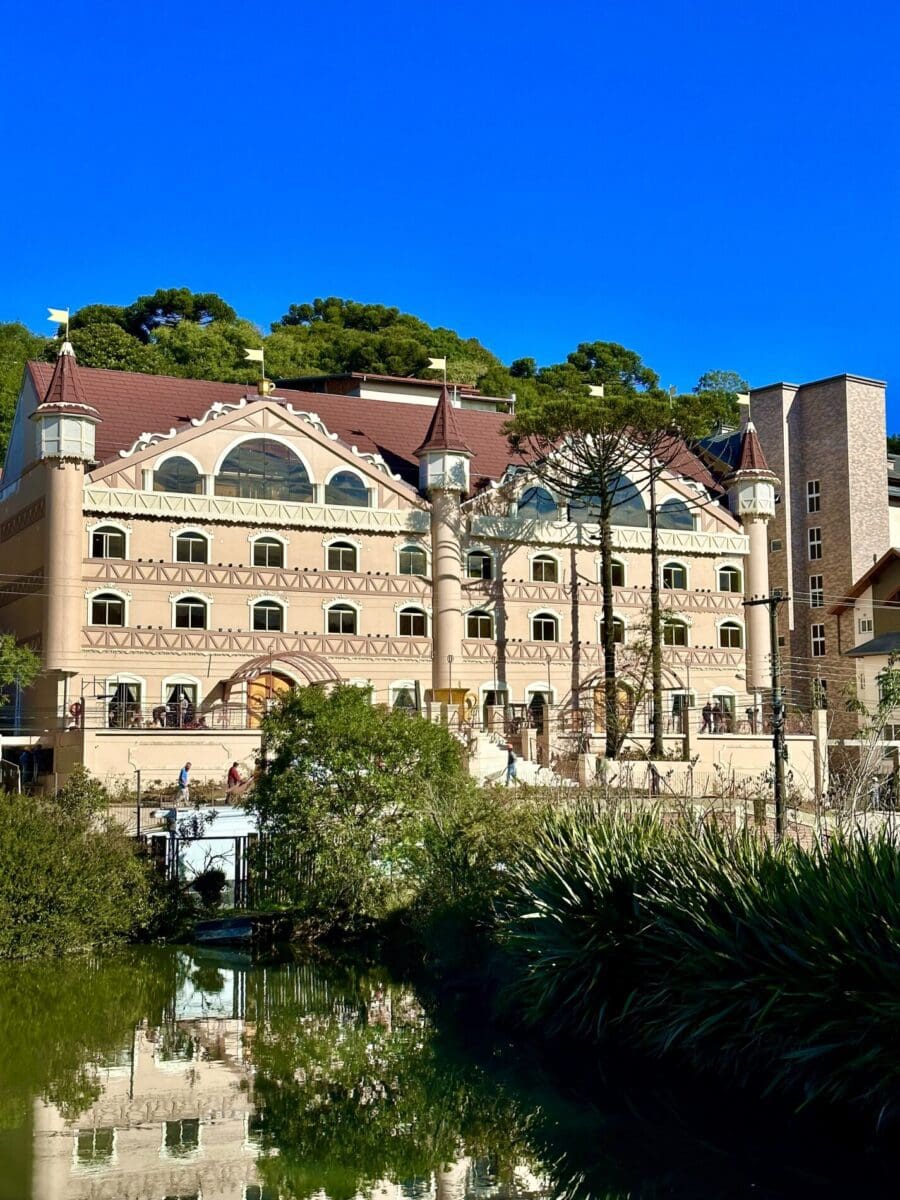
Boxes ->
[806,479,821,513]
[323,465,371,507]
[324,536,361,573]
[87,520,130,560]
[596,611,626,644]
[170,592,212,630]
[530,610,560,641]
[529,552,560,584]
[716,619,744,649]
[171,527,211,564]
[324,601,360,635]
[465,608,495,639]
[465,546,495,580]
[717,563,742,593]
[160,674,202,705]
[811,623,826,657]
[212,433,315,484]
[150,449,208,495]
[661,561,689,590]
[525,682,557,705]
[662,616,689,646]
[396,541,429,576]
[397,606,428,637]
[249,595,287,632]
[250,531,289,568]
[86,588,130,627]
[390,679,419,709]
[809,574,824,608]
[808,527,822,561]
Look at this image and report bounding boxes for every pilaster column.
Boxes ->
[430,489,463,692]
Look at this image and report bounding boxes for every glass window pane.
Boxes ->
[398,546,426,575]
[253,538,284,568]
[216,439,313,501]
[155,457,203,495]
[324,471,369,507]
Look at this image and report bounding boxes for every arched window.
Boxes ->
[154,456,203,495]
[718,621,743,649]
[91,526,126,559]
[658,497,693,530]
[175,531,209,564]
[466,610,494,639]
[663,618,688,646]
[600,617,625,644]
[215,439,314,501]
[327,604,357,634]
[325,470,369,507]
[531,612,559,641]
[466,550,493,580]
[517,486,557,518]
[252,600,284,632]
[253,537,284,568]
[398,545,427,576]
[569,474,648,527]
[398,607,427,637]
[90,593,124,626]
[610,558,625,587]
[327,541,358,572]
[662,562,687,589]
[174,596,208,629]
[531,555,558,583]
[718,565,742,593]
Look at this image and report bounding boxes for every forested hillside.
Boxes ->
[0,288,745,458]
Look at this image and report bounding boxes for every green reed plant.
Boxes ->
[499,805,900,1122]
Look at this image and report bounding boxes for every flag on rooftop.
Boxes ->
[427,357,447,371]
[736,393,751,406]
[244,347,264,363]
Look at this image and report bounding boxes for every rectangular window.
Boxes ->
[811,623,825,657]
[809,575,824,608]
[806,480,821,513]
[859,617,873,634]
[808,527,822,560]
[770,538,783,552]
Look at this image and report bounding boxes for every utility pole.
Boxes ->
[744,590,789,841]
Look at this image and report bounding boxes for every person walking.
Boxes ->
[504,743,518,787]
[700,701,713,733]
[176,761,191,805]
[226,761,243,793]
[711,701,723,733]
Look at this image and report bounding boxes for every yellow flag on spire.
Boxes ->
[244,347,264,363]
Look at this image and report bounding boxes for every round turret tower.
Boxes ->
[415,386,472,696]
[30,342,101,713]
[726,421,779,690]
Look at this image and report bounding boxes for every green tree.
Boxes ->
[694,369,750,405]
[0,322,48,458]
[66,322,161,372]
[250,685,465,937]
[0,634,40,702]
[123,287,237,342]
[152,318,262,382]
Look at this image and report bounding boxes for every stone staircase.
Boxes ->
[467,729,568,787]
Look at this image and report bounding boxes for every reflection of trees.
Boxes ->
[246,961,538,1200]
[0,948,172,1128]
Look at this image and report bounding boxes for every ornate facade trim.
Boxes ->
[189,397,249,427]
[118,428,179,458]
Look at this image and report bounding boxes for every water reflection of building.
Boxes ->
[29,952,548,1200]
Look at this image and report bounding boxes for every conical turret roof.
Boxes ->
[735,420,770,472]
[33,342,100,421]
[414,384,471,457]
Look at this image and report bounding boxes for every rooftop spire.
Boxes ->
[414,384,471,457]
[735,419,771,473]
[35,340,100,420]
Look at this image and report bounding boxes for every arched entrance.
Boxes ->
[225,651,343,726]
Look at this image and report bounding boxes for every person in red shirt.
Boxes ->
[226,761,243,793]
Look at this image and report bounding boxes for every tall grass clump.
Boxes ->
[500,805,900,1123]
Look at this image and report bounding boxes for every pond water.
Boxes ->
[0,947,896,1200]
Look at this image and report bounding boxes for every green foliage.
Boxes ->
[122,287,237,341]
[67,322,161,372]
[190,866,227,911]
[0,772,154,959]
[500,805,900,1121]
[888,432,900,455]
[250,685,465,936]
[0,322,49,456]
[0,634,40,699]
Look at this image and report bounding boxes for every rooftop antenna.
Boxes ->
[47,306,70,341]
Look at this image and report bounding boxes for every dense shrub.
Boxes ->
[0,769,154,959]
[501,805,900,1122]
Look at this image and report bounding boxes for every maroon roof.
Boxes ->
[414,385,472,457]
[34,345,100,420]
[23,361,724,496]
[736,421,771,472]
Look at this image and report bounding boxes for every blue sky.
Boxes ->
[4,1,900,422]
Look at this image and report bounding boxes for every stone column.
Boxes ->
[743,515,772,690]
[430,489,463,693]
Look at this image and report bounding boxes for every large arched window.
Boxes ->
[326,604,357,634]
[658,497,693,530]
[215,439,314,501]
[154,456,203,495]
[90,592,125,626]
[718,565,742,593]
[398,545,427,576]
[325,470,370,507]
[517,486,557,518]
[662,561,688,589]
[718,621,743,649]
[253,537,285,568]
[531,555,558,583]
[466,610,494,639]
[252,600,284,632]
[531,612,559,641]
[569,474,648,527]
[91,525,126,559]
[466,550,493,580]
[398,607,427,637]
[174,596,208,629]
[175,531,209,564]
[663,617,688,646]
[327,541,358,572]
